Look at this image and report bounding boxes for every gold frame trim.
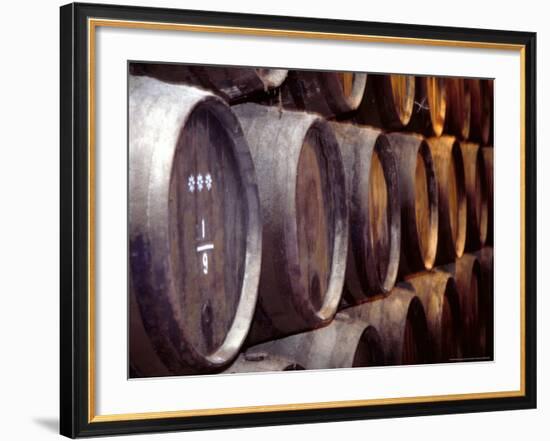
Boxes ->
[87,18,527,424]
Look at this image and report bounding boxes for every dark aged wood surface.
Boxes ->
[386,133,439,276]
[129,75,262,376]
[330,122,400,302]
[445,78,472,140]
[407,76,447,137]
[469,79,493,145]
[129,277,171,378]
[130,62,288,103]
[460,141,489,251]
[406,271,462,363]
[475,247,494,359]
[481,146,494,245]
[274,70,367,118]
[426,136,467,264]
[233,103,348,345]
[355,74,415,130]
[296,132,333,312]
[172,105,245,355]
[486,80,495,145]
[344,285,431,365]
[438,254,486,359]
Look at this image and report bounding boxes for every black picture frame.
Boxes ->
[60,2,537,438]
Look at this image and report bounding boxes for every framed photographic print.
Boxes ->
[60,2,537,438]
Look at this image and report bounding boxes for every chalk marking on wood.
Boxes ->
[197,243,214,252]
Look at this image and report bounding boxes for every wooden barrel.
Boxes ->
[129,62,288,103]
[345,286,430,365]
[460,142,489,251]
[487,81,495,145]
[406,271,462,363]
[242,312,385,370]
[475,247,494,359]
[439,254,484,359]
[356,74,415,130]
[386,133,439,275]
[469,79,493,145]
[276,70,368,118]
[223,353,305,373]
[426,136,467,264]
[129,76,262,376]
[407,76,447,136]
[481,147,494,246]
[233,103,349,344]
[330,123,401,302]
[445,78,471,140]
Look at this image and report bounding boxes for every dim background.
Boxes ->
[0,0,546,439]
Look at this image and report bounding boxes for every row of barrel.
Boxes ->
[129,64,493,144]
[128,64,494,377]
[230,248,493,372]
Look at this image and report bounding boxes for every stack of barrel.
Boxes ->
[128,63,494,377]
